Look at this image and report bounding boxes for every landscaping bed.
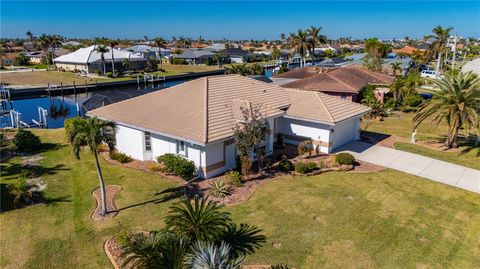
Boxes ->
[91,185,122,220]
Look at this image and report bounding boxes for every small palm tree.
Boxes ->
[185,241,244,269]
[413,71,480,148]
[94,45,109,75]
[165,196,231,242]
[64,117,116,216]
[390,62,402,76]
[9,173,33,208]
[109,40,119,76]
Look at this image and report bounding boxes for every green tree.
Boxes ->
[38,34,52,70]
[271,46,281,61]
[426,26,453,73]
[64,117,116,216]
[94,45,109,75]
[307,26,326,60]
[185,241,244,269]
[109,40,119,75]
[154,37,167,66]
[363,38,391,71]
[390,62,402,76]
[290,30,312,67]
[413,71,480,148]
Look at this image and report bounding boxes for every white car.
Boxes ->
[421,70,442,79]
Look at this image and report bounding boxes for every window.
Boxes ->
[177,140,187,156]
[144,132,151,151]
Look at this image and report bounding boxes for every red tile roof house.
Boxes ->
[271,66,394,102]
[89,75,370,178]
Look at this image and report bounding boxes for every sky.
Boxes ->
[1,1,479,40]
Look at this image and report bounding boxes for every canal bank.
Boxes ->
[8,69,226,99]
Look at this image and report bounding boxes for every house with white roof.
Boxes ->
[88,75,370,178]
[122,45,171,59]
[53,45,146,73]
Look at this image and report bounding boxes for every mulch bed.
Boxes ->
[349,160,385,173]
[92,185,122,220]
[105,236,123,269]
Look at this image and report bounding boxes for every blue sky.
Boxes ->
[1,1,479,40]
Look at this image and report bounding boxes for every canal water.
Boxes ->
[0,80,186,128]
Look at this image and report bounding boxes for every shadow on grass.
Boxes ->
[360,131,392,144]
[0,183,71,212]
[118,185,197,212]
[0,163,69,179]
[433,134,480,156]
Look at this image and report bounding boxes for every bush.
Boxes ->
[209,180,230,198]
[294,162,317,174]
[12,129,41,152]
[278,158,294,172]
[384,98,397,110]
[335,152,355,165]
[225,170,243,187]
[109,151,132,163]
[271,264,291,269]
[157,154,196,180]
[115,227,132,247]
[146,162,162,172]
[105,72,113,77]
[402,94,423,108]
[298,140,313,157]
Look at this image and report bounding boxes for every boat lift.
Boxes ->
[32,107,48,128]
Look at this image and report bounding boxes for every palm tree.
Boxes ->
[38,34,52,70]
[185,241,244,269]
[94,45,109,75]
[214,53,222,68]
[290,30,311,67]
[426,26,453,74]
[109,40,119,76]
[154,37,167,66]
[64,117,116,216]
[413,71,480,148]
[390,62,402,76]
[25,31,33,42]
[8,173,33,208]
[165,197,231,242]
[0,42,11,68]
[307,26,326,60]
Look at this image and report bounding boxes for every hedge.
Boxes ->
[157,154,196,180]
[335,153,355,165]
[294,162,317,174]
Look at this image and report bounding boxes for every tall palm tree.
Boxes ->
[64,117,116,216]
[426,26,453,74]
[109,40,119,75]
[25,31,33,42]
[307,26,326,60]
[154,37,167,66]
[413,71,480,148]
[214,53,222,68]
[38,34,52,70]
[290,30,311,67]
[390,62,402,76]
[94,45,109,75]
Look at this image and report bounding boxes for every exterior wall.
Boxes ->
[230,57,244,63]
[54,63,89,72]
[275,117,332,153]
[202,139,236,178]
[115,125,145,160]
[329,116,361,150]
[322,91,358,102]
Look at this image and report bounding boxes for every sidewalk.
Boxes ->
[337,141,480,194]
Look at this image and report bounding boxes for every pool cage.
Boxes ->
[82,89,152,112]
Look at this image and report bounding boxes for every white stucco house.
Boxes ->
[88,75,370,178]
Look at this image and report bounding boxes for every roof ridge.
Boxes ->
[328,73,357,91]
[315,92,335,122]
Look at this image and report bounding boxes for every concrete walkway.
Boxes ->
[337,141,480,194]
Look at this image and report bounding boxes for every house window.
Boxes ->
[144,132,151,151]
[177,140,187,156]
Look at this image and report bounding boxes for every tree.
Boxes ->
[185,241,244,269]
[25,31,33,42]
[363,38,391,71]
[9,173,33,208]
[109,40,119,76]
[290,30,312,67]
[413,71,480,148]
[214,53,222,68]
[38,34,52,70]
[390,62,402,76]
[426,26,453,74]
[94,45,109,75]
[271,46,281,61]
[154,37,167,66]
[0,42,12,68]
[64,117,116,216]
[233,102,269,175]
[390,71,421,102]
[307,26,326,60]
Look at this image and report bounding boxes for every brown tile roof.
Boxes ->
[272,66,329,79]
[280,66,394,93]
[88,75,290,144]
[284,89,371,124]
[392,45,426,55]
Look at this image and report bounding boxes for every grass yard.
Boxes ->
[1,129,479,268]
[0,71,113,87]
[362,111,479,170]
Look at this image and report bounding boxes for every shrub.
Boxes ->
[225,170,243,187]
[105,72,113,77]
[109,151,132,163]
[402,94,423,108]
[146,162,162,172]
[12,129,41,152]
[298,140,313,157]
[271,264,291,269]
[294,162,317,174]
[157,154,196,180]
[209,179,230,198]
[384,98,397,110]
[115,227,132,247]
[335,152,355,165]
[278,158,294,172]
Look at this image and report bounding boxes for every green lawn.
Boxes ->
[1,129,479,268]
[362,111,480,170]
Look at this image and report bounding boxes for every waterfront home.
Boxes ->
[122,45,171,59]
[52,45,146,73]
[272,66,394,102]
[175,49,215,65]
[316,57,348,68]
[88,75,370,178]
[219,48,249,63]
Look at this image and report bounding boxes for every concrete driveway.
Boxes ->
[337,141,480,194]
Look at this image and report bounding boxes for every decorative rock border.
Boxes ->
[92,185,122,220]
[104,236,121,269]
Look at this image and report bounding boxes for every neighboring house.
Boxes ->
[175,49,215,65]
[219,48,249,63]
[204,43,228,52]
[26,49,69,64]
[1,52,19,65]
[315,44,341,53]
[316,57,347,68]
[62,41,83,47]
[392,45,427,55]
[88,75,370,178]
[52,45,146,73]
[273,66,394,102]
[122,45,171,59]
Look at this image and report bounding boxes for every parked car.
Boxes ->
[420,70,442,79]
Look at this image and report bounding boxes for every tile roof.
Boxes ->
[88,75,290,144]
[53,45,144,64]
[280,66,394,93]
[272,66,328,79]
[284,89,371,124]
